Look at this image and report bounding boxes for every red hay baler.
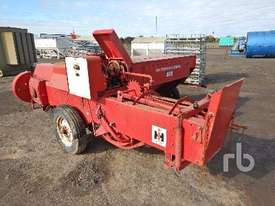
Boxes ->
[12,29,244,171]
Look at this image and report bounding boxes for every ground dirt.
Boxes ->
[0,49,274,206]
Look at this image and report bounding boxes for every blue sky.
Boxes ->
[0,0,274,37]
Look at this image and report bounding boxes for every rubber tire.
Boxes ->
[169,87,181,99]
[52,105,88,154]
[159,87,181,99]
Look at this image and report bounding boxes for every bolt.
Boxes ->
[193,102,199,109]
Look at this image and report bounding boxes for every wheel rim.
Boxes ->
[56,116,73,147]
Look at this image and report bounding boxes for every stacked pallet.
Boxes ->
[164,34,206,84]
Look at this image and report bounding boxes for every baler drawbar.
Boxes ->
[12,29,244,171]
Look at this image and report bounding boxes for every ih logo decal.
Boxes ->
[152,125,167,147]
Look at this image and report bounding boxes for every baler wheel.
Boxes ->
[169,87,181,99]
[52,105,88,154]
[160,87,181,99]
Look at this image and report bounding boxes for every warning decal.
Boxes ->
[152,125,167,147]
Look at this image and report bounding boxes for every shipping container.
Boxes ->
[219,36,234,47]
[246,30,275,58]
[0,27,36,77]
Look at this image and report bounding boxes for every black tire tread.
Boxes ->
[170,87,181,99]
[159,86,181,99]
[52,105,88,154]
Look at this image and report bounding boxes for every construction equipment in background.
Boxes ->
[0,27,36,77]
[230,37,246,56]
[164,34,206,85]
[12,29,244,172]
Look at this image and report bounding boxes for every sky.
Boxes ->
[0,0,275,37]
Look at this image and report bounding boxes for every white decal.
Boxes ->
[152,125,167,147]
[166,71,173,77]
[156,64,181,72]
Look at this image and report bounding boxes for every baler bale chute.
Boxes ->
[12,29,244,171]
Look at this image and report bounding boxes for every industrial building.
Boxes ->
[131,37,165,56]
[35,34,73,59]
[0,27,36,77]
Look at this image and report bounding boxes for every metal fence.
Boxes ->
[164,34,206,84]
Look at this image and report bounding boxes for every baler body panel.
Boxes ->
[131,55,196,88]
[102,97,178,153]
[21,74,242,169]
[182,79,243,166]
[93,29,133,66]
[93,29,196,88]
[11,29,244,171]
[203,79,243,162]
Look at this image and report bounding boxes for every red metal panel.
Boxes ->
[86,56,107,98]
[12,71,32,102]
[46,65,68,91]
[93,29,133,67]
[29,78,48,105]
[102,98,178,154]
[33,64,54,81]
[183,117,206,166]
[45,86,96,124]
[204,79,244,162]
[93,29,196,88]
[131,56,196,87]
[182,79,244,166]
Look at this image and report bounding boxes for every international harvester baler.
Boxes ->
[12,29,244,171]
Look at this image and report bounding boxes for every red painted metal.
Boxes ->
[93,29,196,89]
[93,29,133,67]
[12,29,244,171]
[12,71,32,102]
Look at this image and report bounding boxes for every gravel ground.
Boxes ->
[0,49,274,206]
